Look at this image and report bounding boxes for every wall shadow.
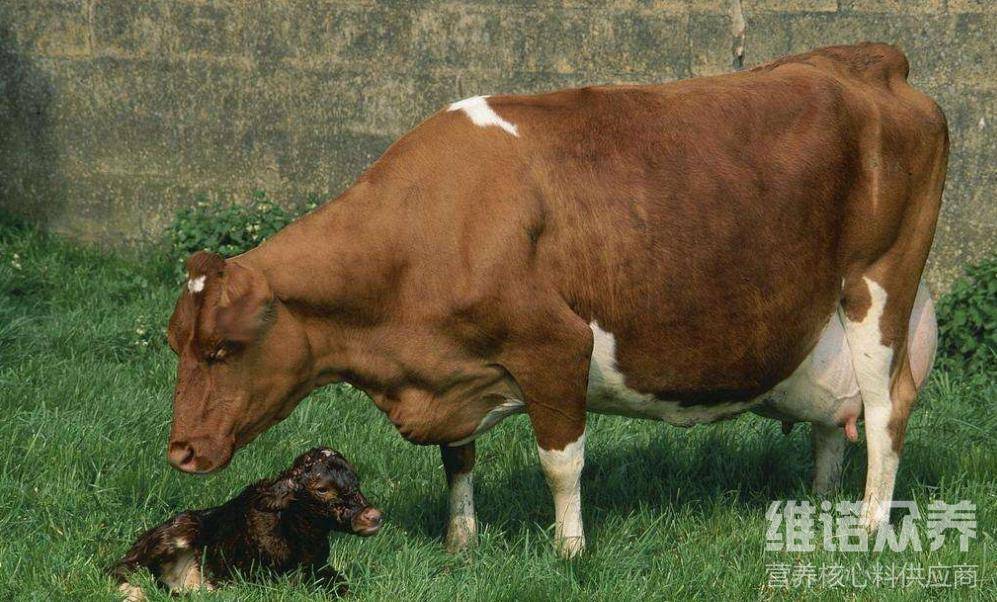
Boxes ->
[0,5,64,229]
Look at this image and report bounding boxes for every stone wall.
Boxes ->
[0,1,993,289]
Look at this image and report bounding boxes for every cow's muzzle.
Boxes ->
[167,435,233,474]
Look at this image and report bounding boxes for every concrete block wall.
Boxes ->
[0,1,993,289]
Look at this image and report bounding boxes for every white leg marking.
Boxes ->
[842,277,896,530]
[117,582,146,602]
[537,433,585,558]
[811,423,846,495]
[447,95,519,137]
[444,471,477,552]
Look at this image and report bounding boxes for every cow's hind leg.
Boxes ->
[812,423,846,495]
[440,442,477,553]
[841,274,934,531]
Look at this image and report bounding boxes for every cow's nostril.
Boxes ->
[168,441,195,470]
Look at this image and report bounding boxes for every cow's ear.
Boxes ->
[256,478,297,512]
[214,261,274,344]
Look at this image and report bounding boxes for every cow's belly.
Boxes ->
[587,282,936,428]
[451,284,935,443]
[586,315,862,428]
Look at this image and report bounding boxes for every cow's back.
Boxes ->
[361,43,944,403]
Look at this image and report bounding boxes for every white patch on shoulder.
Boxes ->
[587,321,757,426]
[187,275,206,294]
[447,95,519,137]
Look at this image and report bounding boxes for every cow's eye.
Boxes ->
[206,345,229,363]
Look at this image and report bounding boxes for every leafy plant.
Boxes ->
[165,191,318,280]
[935,255,997,374]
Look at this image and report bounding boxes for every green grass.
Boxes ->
[0,214,993,601]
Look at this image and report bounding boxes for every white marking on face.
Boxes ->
[446,471,477,545]
[537,433,585,557]
[842,277,896,529]
[587,321,756,425]
[448,95,519,137]
[321,449,334,457]
[173,537,189,549]
[451,398,526,445]
[187,275,206,294]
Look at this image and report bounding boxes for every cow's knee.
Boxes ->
[811,423,846,495]
[441,443,477,553]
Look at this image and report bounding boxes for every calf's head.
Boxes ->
[258,447,383,536]
[166,251,313,474]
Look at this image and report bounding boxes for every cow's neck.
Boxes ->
[237,181,403,387]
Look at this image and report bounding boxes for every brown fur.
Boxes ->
[163,43,947,537]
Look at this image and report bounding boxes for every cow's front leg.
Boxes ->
[534,417,586,558]
[441,442,477,553]
[501,306,592,558]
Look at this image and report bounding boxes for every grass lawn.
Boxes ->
[0,214,993,601]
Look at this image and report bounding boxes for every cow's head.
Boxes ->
[166,251,314,474]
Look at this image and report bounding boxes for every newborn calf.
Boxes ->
[110,447,382,600]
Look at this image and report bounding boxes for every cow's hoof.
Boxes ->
[444,517,478,554]
[555,535,585,559]
[860,502,890,533]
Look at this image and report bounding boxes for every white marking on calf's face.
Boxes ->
[187,275,206,294]
[448,95,519,137]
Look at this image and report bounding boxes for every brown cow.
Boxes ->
[165,43,947,557]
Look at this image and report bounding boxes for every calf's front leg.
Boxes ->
[441,442,477,553]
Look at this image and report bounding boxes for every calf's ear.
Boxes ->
[256,478,298,512]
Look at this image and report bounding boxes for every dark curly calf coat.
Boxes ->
[110,447,382,600]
